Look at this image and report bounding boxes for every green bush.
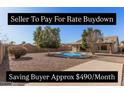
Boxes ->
[8,46,27,59]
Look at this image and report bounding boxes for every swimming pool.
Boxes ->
[48,52,91,59]
[55,52,89,58]
[61,52,81,57]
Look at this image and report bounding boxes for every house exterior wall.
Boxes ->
[70,36,120,53]
[72,45,81,52]
[120,42,124,52]
[71,43,119,53]
[72,46,77,52]
[113,41,119,53]
[111,37,119,53]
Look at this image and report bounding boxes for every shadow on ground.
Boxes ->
[12,57,33,61]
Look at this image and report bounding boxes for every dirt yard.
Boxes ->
[9,53,93,71]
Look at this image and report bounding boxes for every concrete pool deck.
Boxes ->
[25,60,124,86]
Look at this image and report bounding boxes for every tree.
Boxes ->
[10,41,16,45]
[82,28,102,54]
[22,41,26,44]
[81,30,88,50]
[121,41,124,44]
[33,26,61,49]
[33,26,42,47]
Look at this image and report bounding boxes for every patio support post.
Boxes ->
[109,44,112,54]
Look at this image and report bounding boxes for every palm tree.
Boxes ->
[85,28,102,55]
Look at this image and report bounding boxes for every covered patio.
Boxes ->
[96,42,113,54]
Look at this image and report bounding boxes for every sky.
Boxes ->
[0,7,124,44]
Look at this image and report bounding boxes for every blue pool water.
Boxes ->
[61,52,81,57]
[54,52,89,59]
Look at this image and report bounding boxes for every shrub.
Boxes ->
[8,46,27,59]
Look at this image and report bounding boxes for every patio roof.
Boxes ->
[69,40,82,45]
[96,36,119,44]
